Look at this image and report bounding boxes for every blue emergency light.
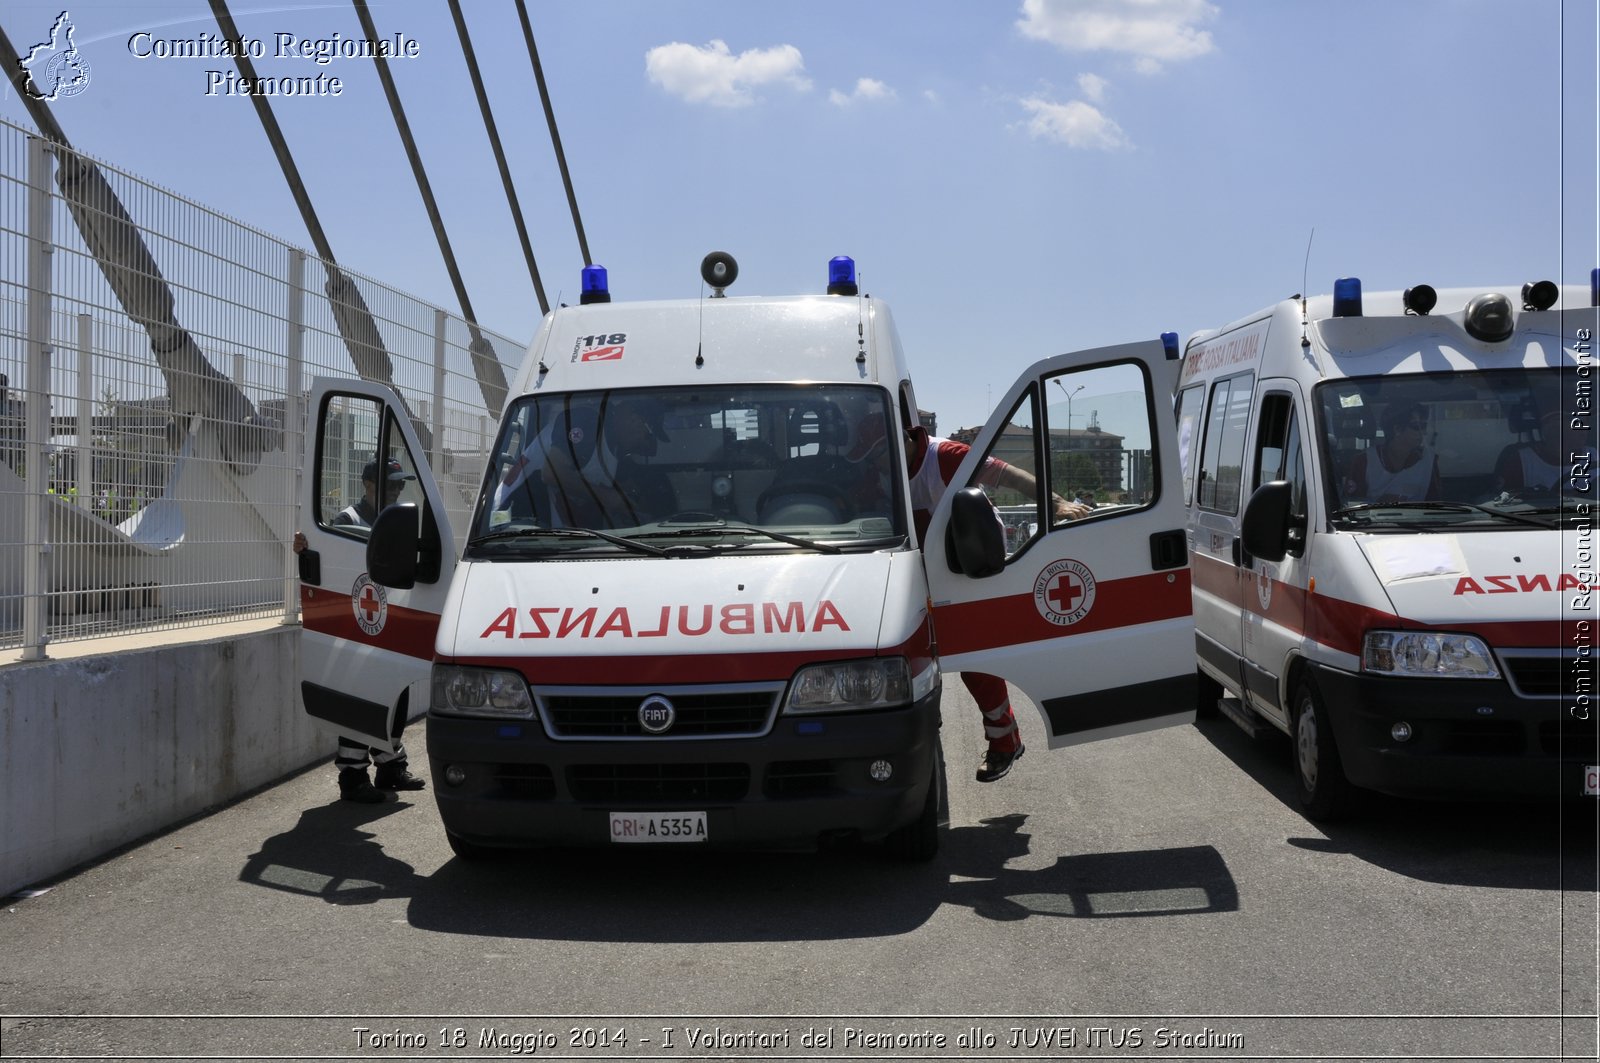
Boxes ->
[827,256,858,296]
[580,264,610,304]
[1332,277,1362,317]
[1160,331,1180,360]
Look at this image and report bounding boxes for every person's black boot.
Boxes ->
[374,761,427,791]
[338,768,387,803]
[975,742,1025,783]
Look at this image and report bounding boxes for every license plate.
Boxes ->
[608,811,708,843]
[1586,766,1599,797]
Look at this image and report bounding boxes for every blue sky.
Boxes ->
[3,0,1596,435]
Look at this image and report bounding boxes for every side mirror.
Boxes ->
[367,502,420,589]
[1240,480,1293,563]
[946,487,1006,578]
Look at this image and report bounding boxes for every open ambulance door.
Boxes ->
[298,377,458,751]
[923,339,1195,748]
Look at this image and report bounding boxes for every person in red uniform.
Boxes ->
[901,423,1088,781]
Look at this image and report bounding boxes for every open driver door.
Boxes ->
[923,339,1195,748]
[298,378,457,751]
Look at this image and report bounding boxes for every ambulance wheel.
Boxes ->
[885,751,943,862]
[1195,668,1222,720]
[1291,680,1353,821]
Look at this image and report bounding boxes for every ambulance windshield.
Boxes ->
[1318,367,1591,529]
[470,384,906,553]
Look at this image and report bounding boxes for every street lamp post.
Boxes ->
[1053,379,1084,500]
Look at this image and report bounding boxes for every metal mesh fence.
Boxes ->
[0,117,524,656]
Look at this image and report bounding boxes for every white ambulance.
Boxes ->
[1176,276,1596,819]
[296,253,1195,859]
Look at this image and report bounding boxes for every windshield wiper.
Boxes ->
[471,526,670,557]
[1333,500,1552,528]
[635,520,845,554]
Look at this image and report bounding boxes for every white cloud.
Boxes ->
[1077,72,1110,102]
[1017,0,1219,72]
[1019,96,1131,150]
[644,39,812,107]
[829,77,897,107]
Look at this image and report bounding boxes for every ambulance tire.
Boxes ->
[446,830,507,862]
[885,746,943,862]
[1291,679,1354,821]
[1195,668,1222,720]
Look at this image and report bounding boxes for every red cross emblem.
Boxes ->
[351,574,387,636]
[1033,558,1095,627]
[1047,573,1085,613]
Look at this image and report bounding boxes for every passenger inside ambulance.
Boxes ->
[476,385,904,550]
[542,398,676,528]
[1323,369,1586,524]
[1494,405,1590,496]
[1342,402,1441,504]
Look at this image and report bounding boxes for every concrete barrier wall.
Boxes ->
[0,624,328,897]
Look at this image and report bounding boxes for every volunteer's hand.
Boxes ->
[1052,497,1090,522]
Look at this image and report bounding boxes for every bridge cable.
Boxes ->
[352,0,508,419]
[514,0,593,270]
[447,0,549,316]
[207,0,435,453]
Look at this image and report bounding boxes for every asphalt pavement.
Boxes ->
[2,681,1596,1061]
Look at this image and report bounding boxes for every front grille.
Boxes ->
[766,760,837,798]
[1538,714,1600,757]
[538,685,783,739]
[1502,653,1575,698]
[491,763,555,800]
[567,763,750,802]
[1436,720,1524,756]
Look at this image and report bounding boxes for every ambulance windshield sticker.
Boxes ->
[1034,559,1096,627]
[574,331,627,362]
[352,574,388,636]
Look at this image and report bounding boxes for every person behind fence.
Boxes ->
[903,423,1089,782]
[292,455,426,804]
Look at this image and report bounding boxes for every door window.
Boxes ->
[973,361,1164,561]
[314,394,422,540]
[1175,384,1205,504]
[1197,374,1254,513]
[1252,391,1308,555]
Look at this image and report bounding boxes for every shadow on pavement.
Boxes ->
[239,797,426,905]
[1194,716,1599,891]
[238,799,1241,942]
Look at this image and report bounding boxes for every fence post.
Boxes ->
[21,137,54,661]
[431,310,447,477]
[283,249,306,624]
[74,314,92,510]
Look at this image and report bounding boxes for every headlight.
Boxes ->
[1362,631,1499,679]
[783,657,934,714]
[431,664,534,717]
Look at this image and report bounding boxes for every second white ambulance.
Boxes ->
[1177,276,1595,818]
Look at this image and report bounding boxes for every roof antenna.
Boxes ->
[856,274,867,366]
[1299,227,1315,349]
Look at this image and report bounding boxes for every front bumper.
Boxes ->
[426,685,942,851]
[1307,660,1596,799]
